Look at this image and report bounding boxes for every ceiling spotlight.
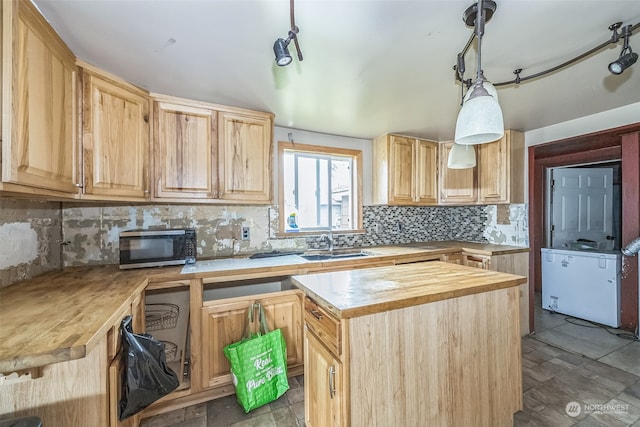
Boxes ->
[454,0,504,145]
[273,0,303,67]
[609,24,637,74]
[274,36,293,66]
[609,51,638,74]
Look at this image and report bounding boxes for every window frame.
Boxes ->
[278,141,363,235]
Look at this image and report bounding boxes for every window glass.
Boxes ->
[280,143,361,233]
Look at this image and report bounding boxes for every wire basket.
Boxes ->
[161,340,178,363]
[145,303,179,331]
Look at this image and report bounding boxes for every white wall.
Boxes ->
[522,102,640,200]
[273,126,373,205]
[525,102,640,147]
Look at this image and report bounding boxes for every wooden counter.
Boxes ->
[298,261,525,426]
[0,242,527,373]
[292,261,526,319]
[404,240,529,255]
[0,266,150,372]
[0,246,445,373]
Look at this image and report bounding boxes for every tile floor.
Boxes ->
[141,375,305,427]
[142,293,640,427]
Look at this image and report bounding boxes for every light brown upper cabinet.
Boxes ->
[218,110,273,203]
[80,64,150,201]
[438,130,524,205]
[477,129,524,204]
[373,134,438,205]
[1,0,79,196]
[153,97,217,200]
[151,96,273,204]
[438,141,477,205]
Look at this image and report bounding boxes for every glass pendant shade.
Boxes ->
[448,143,476,169]
[454,89,504,145]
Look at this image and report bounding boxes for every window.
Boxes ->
[278,142,362,233]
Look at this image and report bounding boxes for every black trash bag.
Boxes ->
[118,315,180,420]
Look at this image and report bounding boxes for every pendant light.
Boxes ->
[448,143,476,169]
[454,0,504,145]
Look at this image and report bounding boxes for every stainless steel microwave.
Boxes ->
[119,229,196,269]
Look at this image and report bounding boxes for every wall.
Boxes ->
[61,203,499,266]
[273,126,373,205]
[483,204,529,247]
[0,199,62,288]
[525,102,640,147]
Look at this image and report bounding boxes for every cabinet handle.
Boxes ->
[466,255,486,263]
[328,365,336,399]
[310,310,324,320]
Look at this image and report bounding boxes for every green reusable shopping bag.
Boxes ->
[223,303,289,412]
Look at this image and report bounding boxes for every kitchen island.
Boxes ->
[293,261,526,427]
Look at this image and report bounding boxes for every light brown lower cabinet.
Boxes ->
[440,252,463,264]
[304,329,346,427]
[200,289,304,389]
[462,251,530,336]
[303,285,522,427]
[0,292,144,426]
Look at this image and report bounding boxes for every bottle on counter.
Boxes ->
[286,211,299,232]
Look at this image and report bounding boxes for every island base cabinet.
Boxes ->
[304,286,522,427]
[304,328,346,427]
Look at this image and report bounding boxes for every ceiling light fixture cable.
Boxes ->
[453,0,504,146]
[273,0,303,66]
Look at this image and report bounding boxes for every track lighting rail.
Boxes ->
[454,16,640,88]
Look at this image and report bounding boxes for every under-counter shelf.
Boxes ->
[145,285,191,392]
[202,276,296,301]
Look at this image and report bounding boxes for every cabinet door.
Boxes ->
[414,139,438,205]
[200,291,303,389]
[304,329,344,427]
[477,135,509,204]
[439,141,477,205]
[2,1,79,194]
[388,135,415,204]
[82,69,149,200]
[218,111,272,203]
[154,102,217,199]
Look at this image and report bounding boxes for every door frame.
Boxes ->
[528,123,640,332]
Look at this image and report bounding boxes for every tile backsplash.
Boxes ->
[60,203,523,266]
[0,198,529,284]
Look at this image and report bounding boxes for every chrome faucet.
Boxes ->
[320,232,333,253]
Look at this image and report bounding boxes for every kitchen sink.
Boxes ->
[299,249,371,261]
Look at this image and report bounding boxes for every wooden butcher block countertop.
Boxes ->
[0,242,527,372]
[0,265,162,373]
[292,261,527,319]
[404,240,529,255]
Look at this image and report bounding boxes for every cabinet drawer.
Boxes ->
[462,253,491,270]
[304,298,341,356]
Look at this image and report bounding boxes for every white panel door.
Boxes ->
[550,168,613,249]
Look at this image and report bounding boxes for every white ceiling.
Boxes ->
[33,0,640,141]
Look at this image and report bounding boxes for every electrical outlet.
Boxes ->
[241,226,250,241]
[373,223,381,233]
